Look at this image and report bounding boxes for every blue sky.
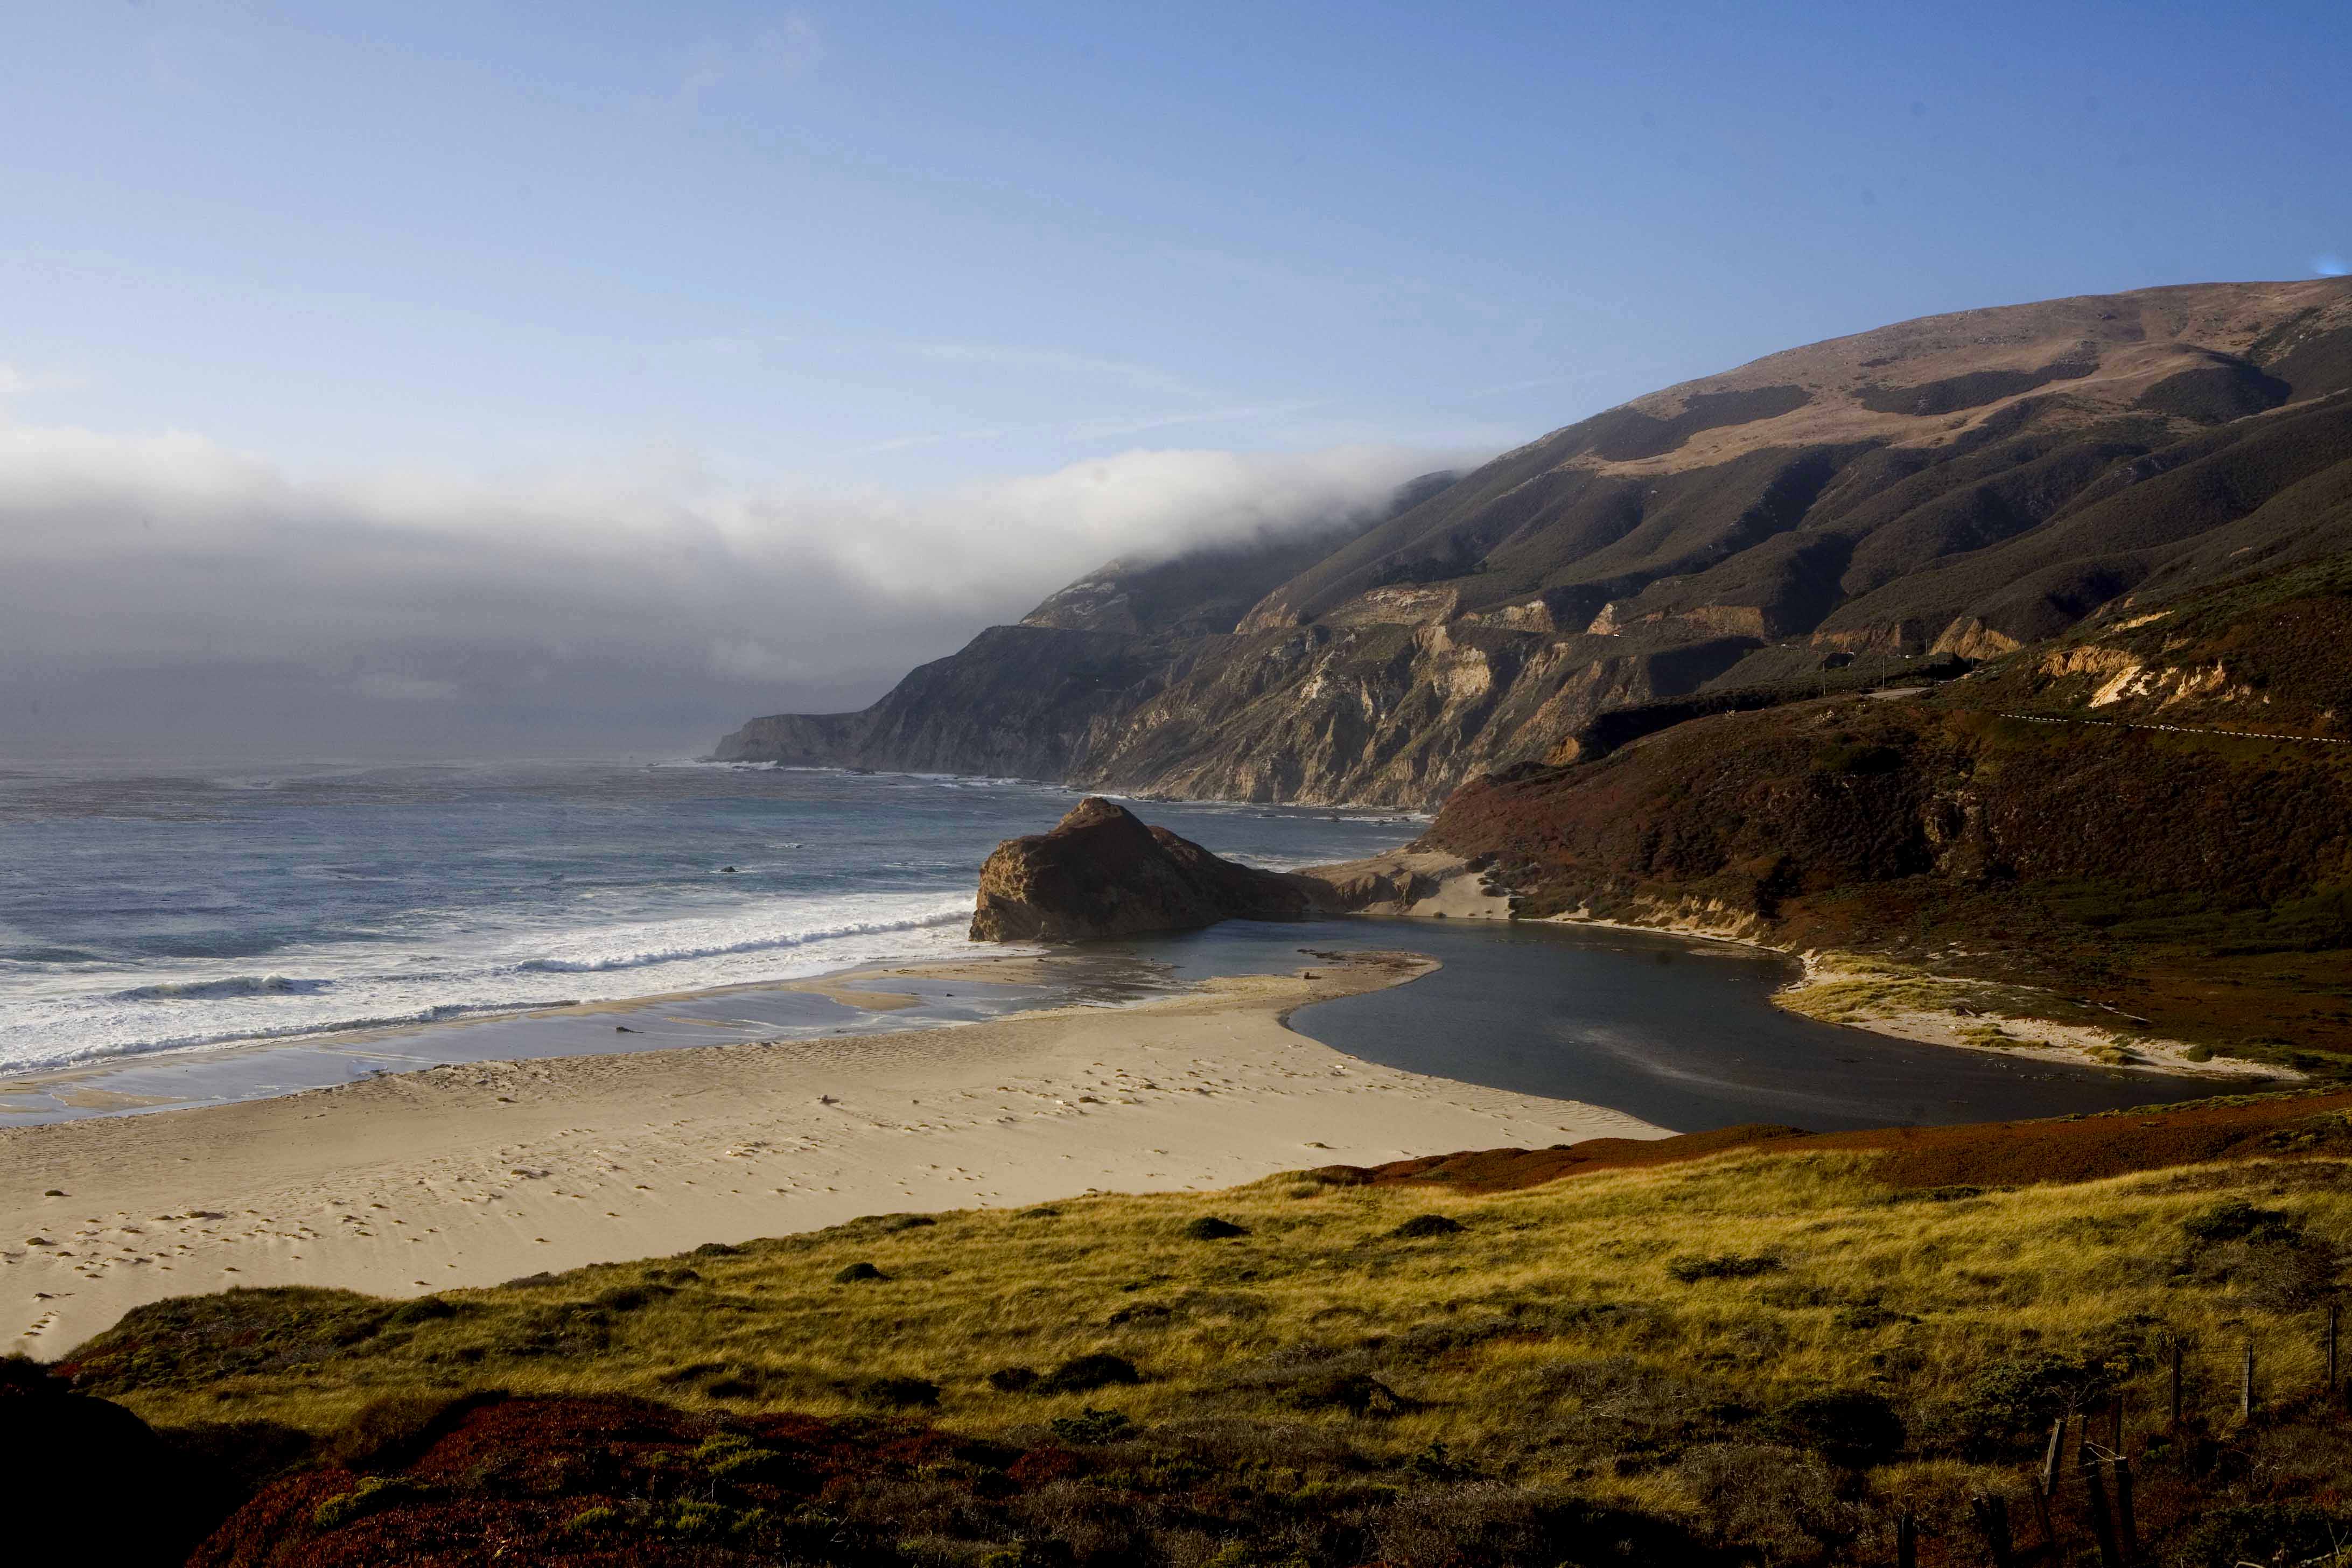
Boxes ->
[2,1,2348,754]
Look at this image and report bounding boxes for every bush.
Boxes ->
[1667,1253,1781,1283]
[987,1366,1041,1394]
[382,1296,457,1328]
[1772,1390,1905,1467]
[1184,1216,1249,1241]
[862,1376,941,1408]
[1039,1354,1139,1394]
[1050,1407,1133,1445]
[1389,1214,1465,1240]
[2174,1502,2348,1568]
[2181,1200,2295,1243]
[312,1475,422,1530]
[835,1262,887,1284]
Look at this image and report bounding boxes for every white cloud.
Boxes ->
[0,363,26,398]
[0,415,1456,722]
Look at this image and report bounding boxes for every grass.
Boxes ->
[70,1145,2352,1563]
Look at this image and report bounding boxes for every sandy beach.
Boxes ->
[2,949,1662,1356]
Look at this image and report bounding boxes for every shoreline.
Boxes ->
[1308,847,2290,1084]
[2,948,1664,1358]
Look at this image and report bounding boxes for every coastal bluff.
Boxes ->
[970,796,1320,941]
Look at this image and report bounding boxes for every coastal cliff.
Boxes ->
[719,278,2352,806]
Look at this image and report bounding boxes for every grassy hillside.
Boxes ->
[40,1094,2352,1565]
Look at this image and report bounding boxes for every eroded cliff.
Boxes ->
[720,279,2352,804]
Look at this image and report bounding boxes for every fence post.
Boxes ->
[2031,1415,2064,1548]
[1896,1509,1916,1568]
[2080,1444,2123,1568]
[2114,1456,2139,1567]
[1969,1493,2016,1568]
[2241,1339,2256,1420]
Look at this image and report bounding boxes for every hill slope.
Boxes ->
[48,1092,2352,1567]
[719,279,2352,805]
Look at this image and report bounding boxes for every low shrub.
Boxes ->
[835,1262,887,1284]
[862,1376,941,1408]
[1388,1214,1465,1240]
[1039,1354,1140,1395]
[1184,1216,1250,1241]
[987,1366,1041,1394]
[1667,1253,1781,1283]
[1049,1407,1134,1445]
[312,1474,423,1530]
[1772,1390,1905,1467]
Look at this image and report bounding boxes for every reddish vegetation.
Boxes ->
[1319,1090,2352,1194]
[192,1395,1013,1567]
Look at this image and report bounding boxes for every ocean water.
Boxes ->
[0,760,1413,1079]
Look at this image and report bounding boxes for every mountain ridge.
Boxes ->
[718,278,2352,804]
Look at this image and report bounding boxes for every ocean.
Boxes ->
[0,760,1413,1081]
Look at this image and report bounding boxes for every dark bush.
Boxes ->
[1049,1407,1133,1445]
[383,1296,458,1328]
[2174,1502,2347,1568]
[1667,1253,1781,1283]
[834,1262,887,1284]
[1184,1216,1249,1241]
[986,1366,1041,1394]
[2182,1200,2295,1244]
[861,1376,940,1408]
[1772,1390,1905,1467]
[326,1391,502,1472]
[1389,1214,1465,1240]
[691,1241,742,1257]
[1039,1354,1140,1395]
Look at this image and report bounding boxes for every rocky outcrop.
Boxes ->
[722,279,2352,805]
[970,797,1322,941]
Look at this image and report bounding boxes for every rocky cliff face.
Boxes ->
[969,796,1321,941]
[720,279,2352,804]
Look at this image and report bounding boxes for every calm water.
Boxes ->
[0,760,1409,1080]
[1150,920,2228,1133]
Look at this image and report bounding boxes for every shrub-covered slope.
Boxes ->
[45,1093,2352,1566]
[1422,552,2352,1068]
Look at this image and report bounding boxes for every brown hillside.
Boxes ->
[719,279,2352,806]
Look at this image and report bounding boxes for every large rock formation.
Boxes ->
[722,279,2352,804]
[969,797,1321,941]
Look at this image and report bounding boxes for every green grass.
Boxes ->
[75,1145,2352,1556]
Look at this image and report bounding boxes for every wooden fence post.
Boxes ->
[2080,1444,2123,1568]
[2114,1455,2139,1567]
[1896,1509,1916,1568]
[2031,1415,2064,1548]
[1969,1493,2016,1568]
[2241,1339,2256,1419]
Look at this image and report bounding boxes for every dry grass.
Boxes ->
[82,1149,2352,1532]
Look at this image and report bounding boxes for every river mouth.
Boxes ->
[1121,917,2236,1133]
[1,912,2238,1133]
